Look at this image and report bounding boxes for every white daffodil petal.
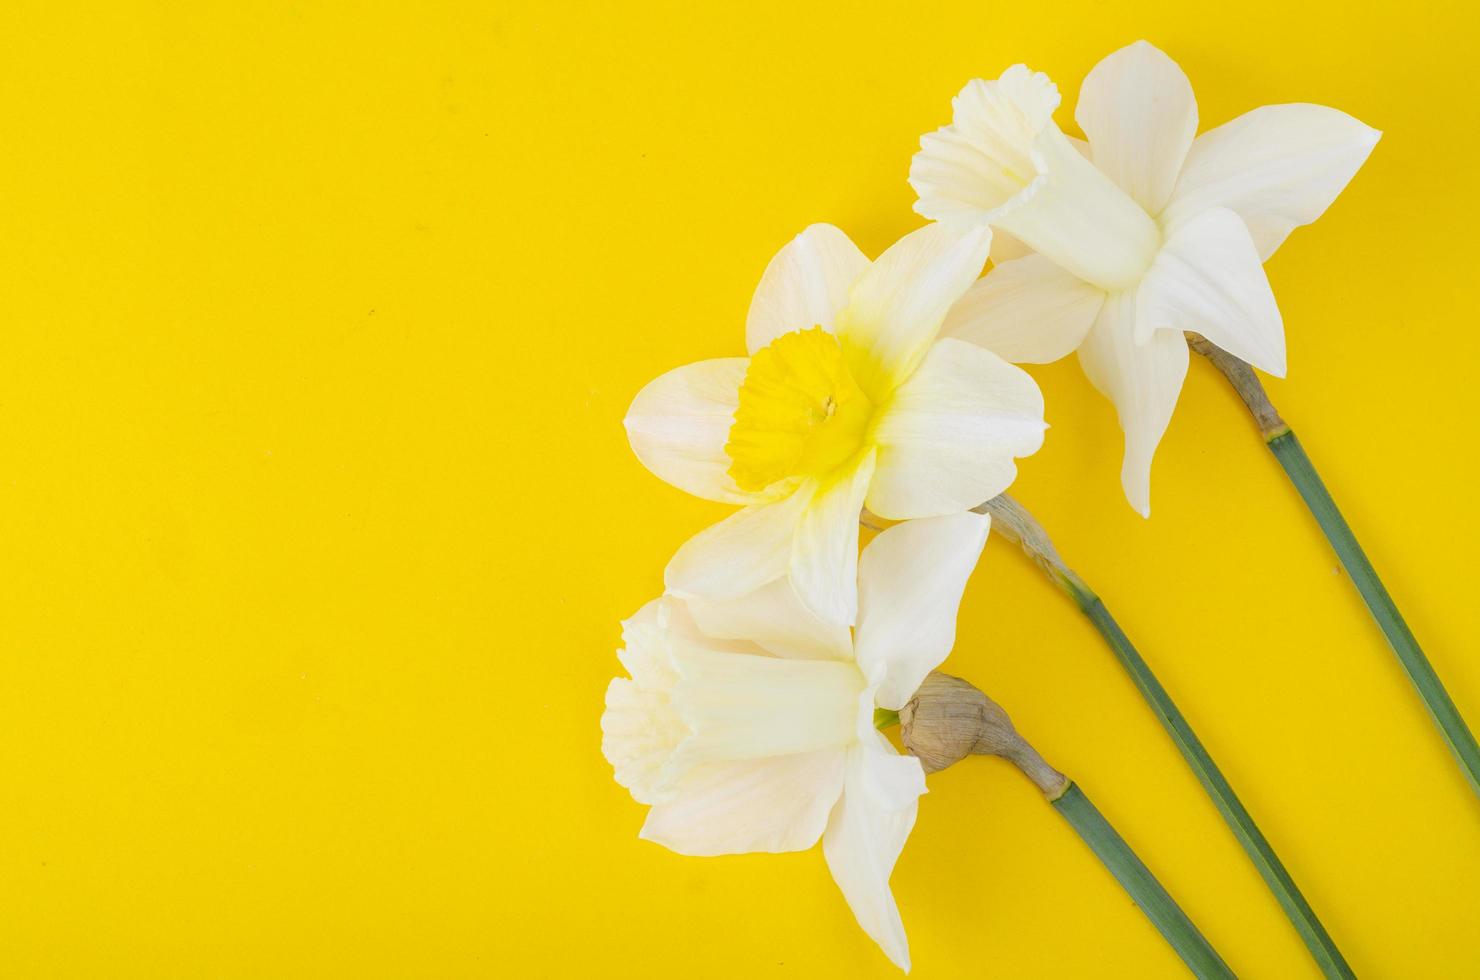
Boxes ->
[1138,207,1286,375]
[665,488,814,601]
[942,255,1105,364]
[604,596,859,808]
[603,675,678,805]
[640,749,847,856]
[911,66,1161,292]
[854,512,990,710]
[909,67,1063,226]
[789,450,877,626]
[1163,103,1381,260]
[685,576,853,662]
[657,593,771,660]
[625,358,755,504]
[822,737,926,973]
[604,596,754,805]
[1077,290,1190,517]
[988,229,1032,263]
[838,223,993,401]
[1075,40,1198,216]
[614,597,674,686]
[672,645,864,764]
[746,224,872,354]
[866,339,1046,520]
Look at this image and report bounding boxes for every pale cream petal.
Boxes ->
[659,594,773,660]
[1163,103,1381,260]
[853,513,990,710]
[1137,207,1286,376]
[909,66,1062,224]
[789,450,877,626]
[604,672,684,806]
[988,228,1032,263]
[1076,290,1189,517]
[1075,40,1198,216]
[837,223,993,401]
[910,66,1161,292]
[664,488,813,602]
[625,358,756,504]
[614,597,677,687]
[605,594,864,808]
[671,645,863,764]
[602,598,702,805]
[822,737,926,972]
[685,576,853,662]
[866,339,1045,520]
[746,224,872,354]
[942,255,1105,364]
[640,749,847,856]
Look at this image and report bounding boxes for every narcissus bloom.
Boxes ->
[602,512,990,972]
[910,40,1379,515]
[625,223,1044,626]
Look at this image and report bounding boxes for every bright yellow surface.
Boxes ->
[1,2,1477,977]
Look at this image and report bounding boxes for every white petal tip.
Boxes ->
[635,822,696,857]
[1124,482,1153,519]
[1248,351,1288,380]
[1247,343,1289,379]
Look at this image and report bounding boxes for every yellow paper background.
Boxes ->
[2,2,1477,976]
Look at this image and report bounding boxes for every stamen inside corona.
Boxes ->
[725,327,873,492]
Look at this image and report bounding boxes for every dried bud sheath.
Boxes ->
[899,672,1067,798]
[898,671,1233,978]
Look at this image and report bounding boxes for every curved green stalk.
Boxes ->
[1052,782,1235,979]
[1190,333,1480,795]
[897,673,1238,978]
[1064,566,1352,977]
[978,495,1354,979]
[1267,428,1480,793]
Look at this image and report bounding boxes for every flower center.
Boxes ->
[725,327,873,492]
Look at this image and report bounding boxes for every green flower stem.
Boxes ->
[1190,334,1480,795]
[897,674,1236,978]
[977,495,1354,979]
[1051,782,1235,979]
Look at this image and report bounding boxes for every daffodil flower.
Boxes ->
[910,40,1379,515]
[624,223,1044,626]
[602,512,990,972]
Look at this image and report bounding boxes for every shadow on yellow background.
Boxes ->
[1,1,1476,976]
